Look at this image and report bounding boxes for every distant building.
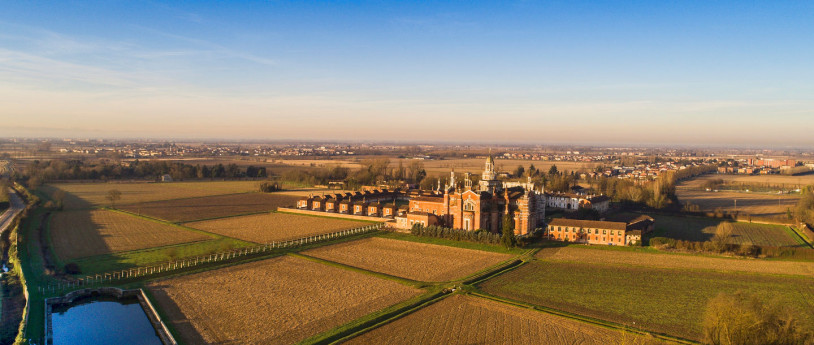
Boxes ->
[546,215,654,246]
[160,174,173,182]
[546,193,610,213]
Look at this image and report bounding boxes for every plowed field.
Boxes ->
[148,256,421,345]
[185,212,368,243]
[303,237,511,282]
[346,295,623,345]
[50,210,209,260]
[119,193,299,222]
[42,181,261,209]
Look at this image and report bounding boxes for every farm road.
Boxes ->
[0,190,24,237]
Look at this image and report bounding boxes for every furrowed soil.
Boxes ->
[303,237,511,282]
[346,294,626,345]
[185,212,369,243]
[50,209,209,260]
[119,192,300,222]
[42,181,262,209]
[480,260,814,341]
[148,255,421,345]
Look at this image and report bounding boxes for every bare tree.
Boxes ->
[712,222,733,253]
[703,291,812,345]
[106,189,122,208]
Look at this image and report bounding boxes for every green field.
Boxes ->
[650,214,804,247]
[68,237,255,274]
[479,260,814,341]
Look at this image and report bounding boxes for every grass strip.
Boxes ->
[376,231,526,255]
[785,226,813,249]
[289,252,425,288]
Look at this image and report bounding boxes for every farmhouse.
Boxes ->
[546,215,654,246]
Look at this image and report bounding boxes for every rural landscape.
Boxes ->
[1,141,813,345]
[2,1,814,345]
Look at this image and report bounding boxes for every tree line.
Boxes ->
[410,222,523,248]
[17,159,271,188]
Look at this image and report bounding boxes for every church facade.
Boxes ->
[396,154,546,236]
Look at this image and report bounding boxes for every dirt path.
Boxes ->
[0,191,25,240]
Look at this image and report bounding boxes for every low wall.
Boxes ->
[278,207,396,223]
[45,287,177,345]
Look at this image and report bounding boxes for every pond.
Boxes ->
[50,295,163,345]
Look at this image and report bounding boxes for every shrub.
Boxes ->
[649,237,676,249]
[738,244,759,257]
[703,291,812,345]
[64,263,81,275]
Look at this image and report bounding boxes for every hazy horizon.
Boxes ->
[2,1,812,146]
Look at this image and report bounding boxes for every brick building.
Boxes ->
[395,155,546,235]
[546,215,654,246]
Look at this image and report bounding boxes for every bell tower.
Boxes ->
[482,152,496,181]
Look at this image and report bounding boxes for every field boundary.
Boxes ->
[290,252,425,287]
[175,210,272,224]
[468,292,697,344]
[787,226,814,249]
[105,208,226,239]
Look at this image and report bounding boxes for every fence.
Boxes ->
[39,223,382,294]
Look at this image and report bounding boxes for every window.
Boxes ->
[602,229,606,234]
[594,229,599,234]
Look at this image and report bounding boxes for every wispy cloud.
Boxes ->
[132,25,277,66]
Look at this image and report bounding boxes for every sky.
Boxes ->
[1,1,813,147]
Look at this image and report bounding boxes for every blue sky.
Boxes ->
[1,1,812,146]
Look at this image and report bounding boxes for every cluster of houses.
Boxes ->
[717,158,801,175]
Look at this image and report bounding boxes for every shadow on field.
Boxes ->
[146,286,210,344]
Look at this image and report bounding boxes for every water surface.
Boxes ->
[51,296,162,345]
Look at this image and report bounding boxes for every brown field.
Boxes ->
[677,174,808,219]
[272,188,355,197]
[676,189,798,218]
[118,192,300,222]
[50,210,209,260]
[535,246,814,277]
[346,294,624,345]
[303,237,511,282]
[148,255,420,345]
[42,181,263,209]
[681,174,814,188]
[185,212,369,243]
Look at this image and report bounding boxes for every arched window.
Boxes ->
[464,201,476,211]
